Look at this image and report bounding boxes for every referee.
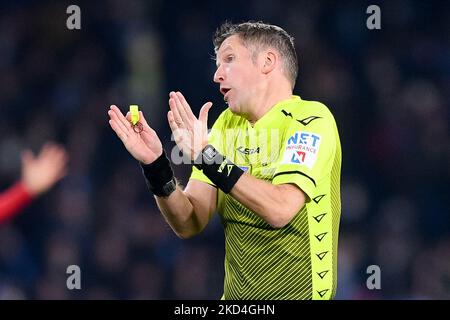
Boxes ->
[108,21,342,300]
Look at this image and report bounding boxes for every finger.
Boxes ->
[169,94,184,127]
[108,106,127,125]
[109,113,130,139]
[108,109,130,138]
[54,156,69,177]
[41,145,60,160]
[167,110,179,132]
[176,92,195,121]
[110,105,132,131]
[172,92,191,124]
[21,150,34,165]
[170,92,186,123]
[48,152,68,176]
[50,146,68,163]
[42,143,61,156]
[109,119,128,141]
[38,144,57,161]
[39,142,55,156]
[137,111,159,146]
[138,111,151,129]
[199,102,213,124]
[48,158,68,182]
[167,111,185,146]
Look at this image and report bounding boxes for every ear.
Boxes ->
[261,50,277,74]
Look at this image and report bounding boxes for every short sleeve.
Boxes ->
[272,113,337,200]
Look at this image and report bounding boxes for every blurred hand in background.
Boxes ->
[0,142,68,224]
[20,142,68,197]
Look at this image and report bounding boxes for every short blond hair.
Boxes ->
[214,21,298,88]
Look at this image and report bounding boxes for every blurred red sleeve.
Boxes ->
[0,182,34,224]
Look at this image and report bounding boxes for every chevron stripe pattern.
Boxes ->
[221,196,313,299]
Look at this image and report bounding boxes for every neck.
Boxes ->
[247,84,292,125]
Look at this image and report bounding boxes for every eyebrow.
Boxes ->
[215,46,233,67]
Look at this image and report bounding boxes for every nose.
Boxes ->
[213,65,225,83]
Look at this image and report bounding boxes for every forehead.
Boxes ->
[216,35,246,56]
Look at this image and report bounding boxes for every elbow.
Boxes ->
[169,209,204,240]
[263,208,294,229]
[172,222,203,239]
[267,221,285,229]
[175,231,193,240]
[267,215,292,229]
[174,228,198,240]
[265,201,305,229]
[266,186,306,229]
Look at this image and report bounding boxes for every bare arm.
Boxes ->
[155,179,217,239]
[231,174,306,228]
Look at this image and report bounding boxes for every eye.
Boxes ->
[225,54,234,63]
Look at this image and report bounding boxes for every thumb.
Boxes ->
[138,111,150,128]
[199,102,212,124]
[21,150,34,166]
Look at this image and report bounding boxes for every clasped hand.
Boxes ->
[108,91,212,164]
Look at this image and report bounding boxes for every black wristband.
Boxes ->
[194,144,244,194]
[140,150,176,197]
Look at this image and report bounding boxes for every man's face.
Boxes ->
[214,35,262,115]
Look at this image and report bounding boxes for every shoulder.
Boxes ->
[285,98,338,130]
[293,99,335,120]
[279,98,340,147]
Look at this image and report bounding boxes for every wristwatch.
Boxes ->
[159,177,177,197]
[202,144,218,164]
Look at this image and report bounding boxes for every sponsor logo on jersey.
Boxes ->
[281,131,321,168]
[237,146,260,155]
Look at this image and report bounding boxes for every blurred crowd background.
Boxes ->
[0,0,449,299]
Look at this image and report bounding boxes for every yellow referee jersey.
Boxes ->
[190,95,342,300]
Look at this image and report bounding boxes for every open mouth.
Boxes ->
[220,87,231,96]
[220,87,231,101]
